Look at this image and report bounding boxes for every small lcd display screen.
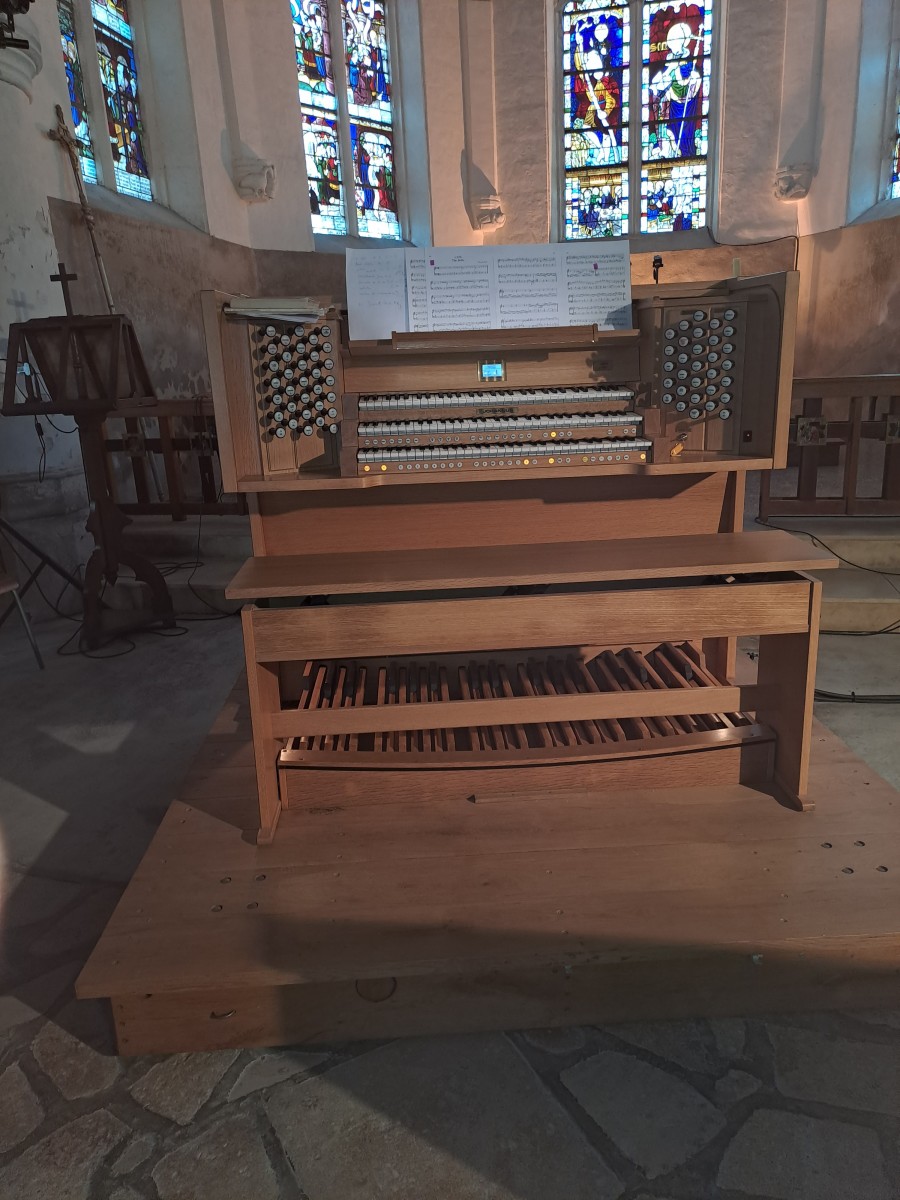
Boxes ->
[479,360,505,382]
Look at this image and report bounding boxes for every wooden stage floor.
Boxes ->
[77,680,900,1055]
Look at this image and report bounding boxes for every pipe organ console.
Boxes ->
[203,271,836,844]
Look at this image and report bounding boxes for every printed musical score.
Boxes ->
[346,241,632,339]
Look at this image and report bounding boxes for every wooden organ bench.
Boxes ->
[202,273,837,844]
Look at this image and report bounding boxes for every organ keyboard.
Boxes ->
[201,271,835,847]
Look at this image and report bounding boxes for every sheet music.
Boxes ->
[492,246,562,329]
[559,241,632,329]
[346,248,408,341]
[426,248,498,330]
[404,249,429,333]
[346,241,633,337]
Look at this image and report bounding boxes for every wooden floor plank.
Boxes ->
[76,679,900,1017]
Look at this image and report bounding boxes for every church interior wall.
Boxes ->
[794,212,900,377]
[2,0,898,471]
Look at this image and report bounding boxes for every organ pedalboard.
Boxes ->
[202,271,828,846]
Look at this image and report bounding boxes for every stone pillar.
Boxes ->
[0,11,91,615]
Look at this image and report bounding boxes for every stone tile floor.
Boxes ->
[1,617,899,1200]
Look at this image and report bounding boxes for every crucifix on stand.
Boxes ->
[1,263,175,648]
[51,261,78,313]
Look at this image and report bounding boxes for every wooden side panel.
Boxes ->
[201,291,263,490]
[755,576,821,810]
[248,581,813,662]
[110,937,900,1055]
[257,472,731,555]
[241,608,283,843]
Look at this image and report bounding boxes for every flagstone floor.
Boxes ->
[1,616,899,1200]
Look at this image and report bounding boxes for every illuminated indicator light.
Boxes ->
[363,465,370,472]
[523,458,530,465]
[640,453,647,461]
[549,457,555,464]
[550,431,557,438]
[582,456,588,462]
[380,464,387,471]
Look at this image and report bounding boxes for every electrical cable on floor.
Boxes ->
[815,689,900,704]
[755,516,900,577]
[756,516,900,639]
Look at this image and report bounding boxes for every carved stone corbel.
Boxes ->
[231,154,276,203]
[467,193,506,230]
[774,163,814,202]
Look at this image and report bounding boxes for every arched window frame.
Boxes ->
[549,0,723,245]
[56,0,161,206]
[883,34,900,202]
[291,0,410,245]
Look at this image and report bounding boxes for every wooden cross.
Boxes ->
[51,263,78,316]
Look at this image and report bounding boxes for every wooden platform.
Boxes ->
[77,678,900,1055]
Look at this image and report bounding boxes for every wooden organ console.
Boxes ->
[203,272,836,844]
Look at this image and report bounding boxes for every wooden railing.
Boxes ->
[759,376,900,519]
[102,397,243,521]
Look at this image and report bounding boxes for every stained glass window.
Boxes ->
[892,82,900,200]
[561,0,713,238]
[291,0,402,239]
[92,0,152,201]
[58,0,98,185]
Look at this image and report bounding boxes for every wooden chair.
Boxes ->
[0,559,45,670]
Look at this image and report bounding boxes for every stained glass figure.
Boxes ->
[565,167,628,239]
[352,125,401,239]
[563,1,631,237]
[343,0,393,126]
[57,0,98,185]
[640,1,711,230]
[303,113,347,235]
[562,0,713,238]
[292,0,347,234]
[641,160,705,232]
[291,0,401,239]
[91,0,152,201]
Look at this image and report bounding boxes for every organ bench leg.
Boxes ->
[754,576,822,811]
[241,607,283,844]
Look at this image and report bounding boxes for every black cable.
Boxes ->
[755,516,900,578]
[34,417,47,483]
[43,415,78,435]
[816,688,900,704]
[0,530,82,621]
[710,231,800,272]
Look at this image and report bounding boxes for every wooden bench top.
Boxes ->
[225,529,837,600]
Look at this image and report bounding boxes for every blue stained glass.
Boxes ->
[91,0,132,41]
[291,0,401,238]
[565,167,629,238]
[57,0,98,185]
[642,3,710,162]
[292,0,337,111]
[292,0,347,234]
[641,160,706,232]
[892,87,900,200]
[351,123,400,239]
[303,114,347,235]
[563,1,713,237]
[93,0,151,201]
[344,0,394,126]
